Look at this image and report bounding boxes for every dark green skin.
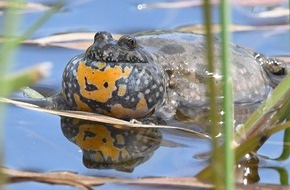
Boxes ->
[60,31,288,123]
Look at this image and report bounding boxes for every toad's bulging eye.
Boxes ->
[94,32,103,42]
[118,35,137,50]
[125,37,137,49]
[94,31,113,42]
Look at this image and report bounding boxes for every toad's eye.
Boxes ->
[94,31,113,42]
[118,35,137,50]
[125,36,137,49]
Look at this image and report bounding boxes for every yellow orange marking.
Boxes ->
[110,94,149,118]
[75,124,129,161]
[73,93,93,112]
[117,85,127,97]
[76,61,132,103]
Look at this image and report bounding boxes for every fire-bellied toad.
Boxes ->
[49,31,289,121]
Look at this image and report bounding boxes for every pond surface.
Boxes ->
[2,0,290,189]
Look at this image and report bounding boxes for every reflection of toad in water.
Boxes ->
[60,117,162,172]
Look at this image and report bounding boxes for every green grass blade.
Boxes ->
[234,73,290,143]
[21,0,64,40]
[203,0,222,188]
[0,1,63,185]
[274,128,290,161]
[275,106,290,161]
[277,167,289,185]
[197,73,290,181]
[1,0,64,53]
[235,122,290,162]
[220,0,234,189]
[0,0,23,78]
[0,63,51,97]
[0,0,24,185]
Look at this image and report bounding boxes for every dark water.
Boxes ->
[2,0,290,189]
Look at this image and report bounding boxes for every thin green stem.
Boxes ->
[0,1,22,77]
[0,0,24,185]
[0,1,63,186]
[1,0,64,54]
[197,86,290,181]
[203,0,222,188]
[274,128,290,161]
[21,0,64,40]
[198,0,290,183]
[234,74,290,143]
[220,0,234,189]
